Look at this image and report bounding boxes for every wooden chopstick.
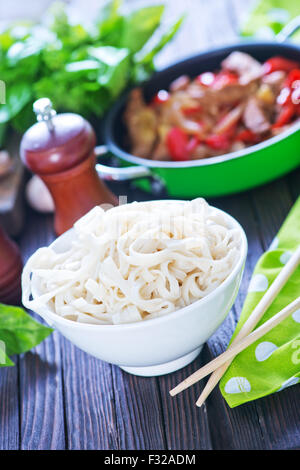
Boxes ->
[195,244,300,407]
[170,296,300,397]
[170,244,300,399]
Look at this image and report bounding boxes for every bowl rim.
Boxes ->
[104,40,300,169]
[30,202,248,331]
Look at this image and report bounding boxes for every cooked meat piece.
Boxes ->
[243,97,271,134]
[230,141,246,152]
[271,124,294,136]
[262,71,286,93]
[152,142,169,160]
[152,125,170,161]
[0,150,13,176]
[189,144,211,160]
[158,96,203,135]
[189,144,225,160]
[188,81,258,109]
[124,88,157,158]
[214,82,257,104]
[169,75,190,92]
[214,105,244,135]
[221,51,263,84]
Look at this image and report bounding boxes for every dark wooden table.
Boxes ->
[1,0,300,451]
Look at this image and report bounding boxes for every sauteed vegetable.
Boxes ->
[124,52,300,161]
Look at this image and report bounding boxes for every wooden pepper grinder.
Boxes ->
[20,98,117,235]
[0,225,23,305]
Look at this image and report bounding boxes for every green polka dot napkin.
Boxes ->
[220,197,300,408]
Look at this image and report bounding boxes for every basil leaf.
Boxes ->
[89,46,130,97]
[97,0,122,39]
[0,303,53,357]
[0,342,14,368]
[65,59,101,73]
[0,82,32,124]
[119,5,165,53]
[136,16,185,66]
[0,1,183,144]
[0,123,7,148]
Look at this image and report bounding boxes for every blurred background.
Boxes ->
[1,0,257,68]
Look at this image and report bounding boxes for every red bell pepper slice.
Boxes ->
[284,69,300,88]
[196,71,238,89]
[263,56,300,75]
[272,103,296,129]
[182,105,202,116]
[205,134,231,151]
[166,127,189,161]
[196,72,216,86]
[212,71,238,89]
[152,90,169,105]
[234,129,259,144]
[186,136,199,155]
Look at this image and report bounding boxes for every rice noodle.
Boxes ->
[22,199,241,325]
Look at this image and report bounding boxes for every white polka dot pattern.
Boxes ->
[224,377,251,394]
[292,309,300,323]
[278,376,300,391]
[280,251,292,265]
[255,342,278,362]
[248,273,269,293]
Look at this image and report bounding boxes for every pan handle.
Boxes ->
[94,145,152,181]
[276,15,300,43]
[94,145,167,195]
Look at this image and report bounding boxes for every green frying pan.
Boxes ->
[95,20,300,198]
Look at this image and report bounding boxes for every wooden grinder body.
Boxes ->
[20,111,117,235]
[0,226,23,305]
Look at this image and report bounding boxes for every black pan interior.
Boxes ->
[103,41,300,160]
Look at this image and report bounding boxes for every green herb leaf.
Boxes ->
[0,82,32,124]
[89,46,130,97]
[136,15,185,66]
[97,0,123,40]
[0,344,14,368]
[0,303,53,357]
[119,5,165,53]
[0,0,183,143]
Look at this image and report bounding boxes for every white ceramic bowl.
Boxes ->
[24,203,247,376]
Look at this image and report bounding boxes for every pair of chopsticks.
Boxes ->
[170,245,300,406]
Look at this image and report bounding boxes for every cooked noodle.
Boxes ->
[22,199,241,325]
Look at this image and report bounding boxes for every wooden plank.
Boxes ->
[248,178,300,450]
[61,342,120,450]
[250,178,294,250]
[0,358,19,450]
[2,0,298,451]
[201,178,300,450]
[157,358,213,450]
[201,180,300,450]
[287,167,300,202]
[0,157,25,237]
[201,192,267,450]
[61,340,167,450]
[111,367,167,450]
[19,332,66,450]
[145,0,239,450]
[18,210,66,450]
